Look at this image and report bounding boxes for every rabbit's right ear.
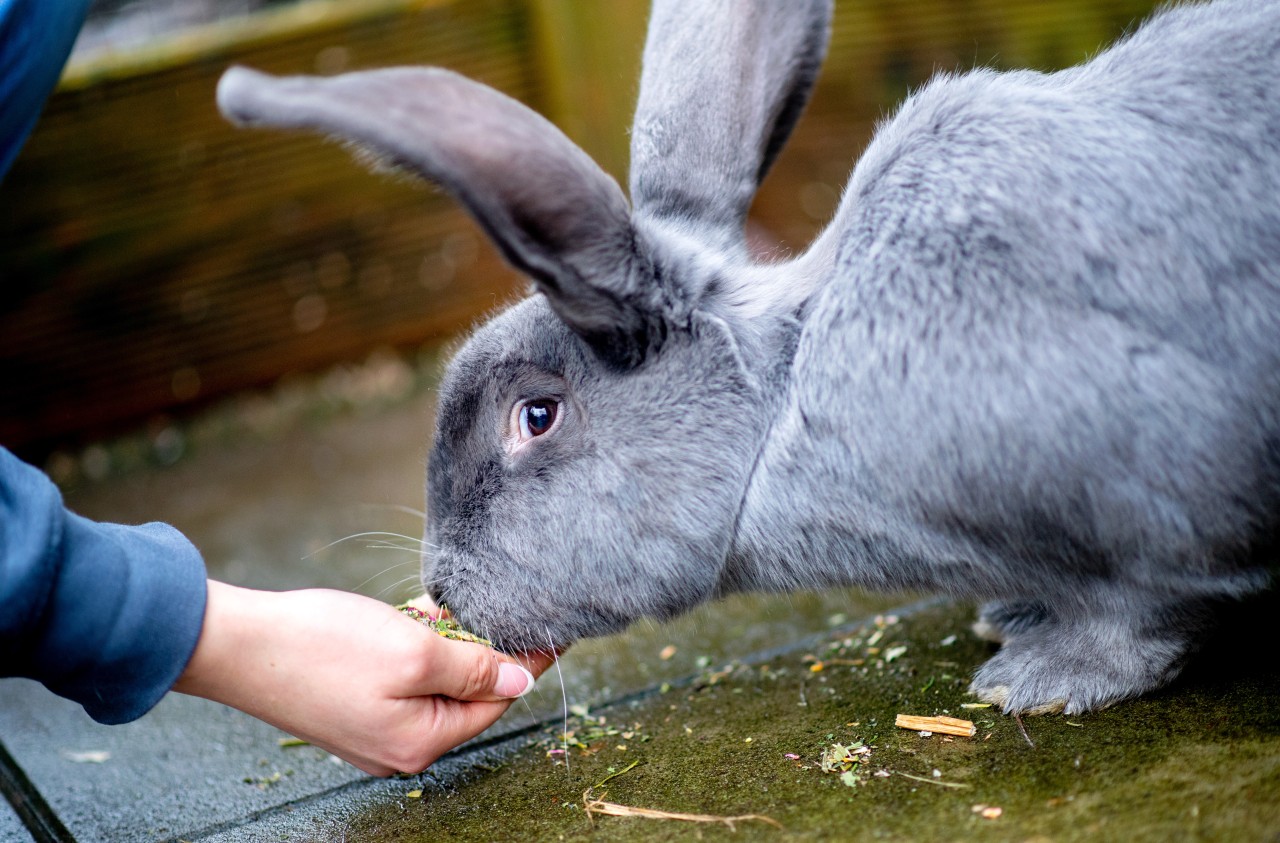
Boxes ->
[217,66,661,368]
[630,0,833,251]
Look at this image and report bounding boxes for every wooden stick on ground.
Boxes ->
[895,714,977,738]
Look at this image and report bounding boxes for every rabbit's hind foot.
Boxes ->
[968,603,1202,715]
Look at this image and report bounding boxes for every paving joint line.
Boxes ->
[0,740,76,843]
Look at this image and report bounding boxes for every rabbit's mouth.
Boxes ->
[424,556,635,653]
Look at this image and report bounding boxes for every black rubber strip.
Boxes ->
[0,741,75,843]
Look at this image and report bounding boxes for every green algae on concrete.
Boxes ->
[343,599,1280,842]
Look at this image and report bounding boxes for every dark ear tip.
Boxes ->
[216,65,275,125]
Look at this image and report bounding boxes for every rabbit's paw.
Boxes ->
[971,599,1052,644]
[969,617,1190,715]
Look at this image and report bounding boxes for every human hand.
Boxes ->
[173,581,555,776]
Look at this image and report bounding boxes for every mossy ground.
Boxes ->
[338,599,1280,841]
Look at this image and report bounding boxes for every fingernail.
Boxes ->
[495,663,535,698]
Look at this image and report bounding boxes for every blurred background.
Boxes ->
[0,0,1161,706]
[4,0,1160,462]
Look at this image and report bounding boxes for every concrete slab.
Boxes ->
[0,679,364,842]
[191,738,533,843]
[0,586,903,843]
[6,594,1278,841]
[222,599,1280,842]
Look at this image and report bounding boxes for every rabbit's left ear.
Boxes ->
[630,0,833,252]
[217,66,660,368]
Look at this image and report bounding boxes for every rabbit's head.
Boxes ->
[217,0,833,650]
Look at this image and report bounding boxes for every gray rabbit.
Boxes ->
[217,0,1280,715]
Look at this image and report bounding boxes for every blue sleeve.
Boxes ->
[0,0,93,179]
[0,448,208,724]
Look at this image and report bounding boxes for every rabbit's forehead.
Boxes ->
[492,298,581,367]
[443,297,584,390]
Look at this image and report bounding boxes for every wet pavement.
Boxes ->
[3,351,1278,841]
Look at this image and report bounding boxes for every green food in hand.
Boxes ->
[397,605,493,647]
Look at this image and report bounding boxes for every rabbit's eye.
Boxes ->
[517,399,559,440]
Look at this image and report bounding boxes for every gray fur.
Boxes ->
[217,0,1280,714]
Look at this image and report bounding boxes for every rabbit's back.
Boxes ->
[831,0,1280,362]
[757,0,1280,598]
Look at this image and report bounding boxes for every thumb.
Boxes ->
[429,640,536,701]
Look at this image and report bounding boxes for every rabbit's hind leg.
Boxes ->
[968,594,1211,715]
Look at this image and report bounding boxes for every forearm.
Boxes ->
[171,581,286,719]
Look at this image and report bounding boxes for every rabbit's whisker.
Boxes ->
[305,530,426,559]
[374,573,427,601]
[356,502,426,522]
[546,626,570,776]
[348,559,422,595]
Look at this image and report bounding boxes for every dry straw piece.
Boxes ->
[583,791,782,830]
[894,714,977,738]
